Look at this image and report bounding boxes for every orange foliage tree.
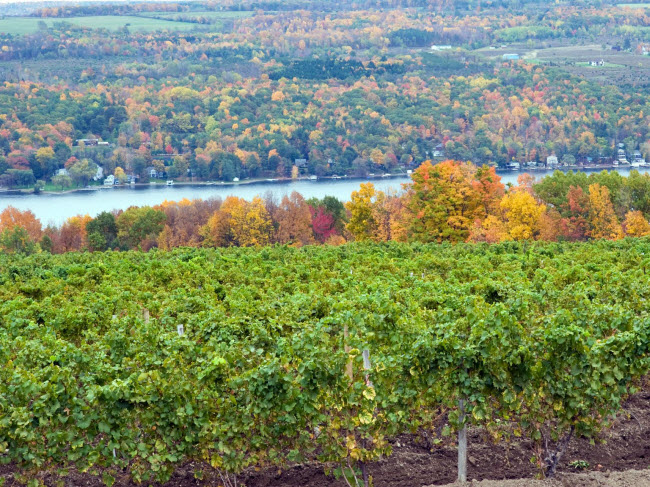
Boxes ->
[0,206,43,241]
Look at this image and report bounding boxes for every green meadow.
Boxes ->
[0,15,199,35]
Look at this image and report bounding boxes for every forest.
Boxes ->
[3,163,650,255]
[2,1,650,189]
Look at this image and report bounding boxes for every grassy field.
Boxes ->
[0,15,199,35]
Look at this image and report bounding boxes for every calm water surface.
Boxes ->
[2,167,650,226]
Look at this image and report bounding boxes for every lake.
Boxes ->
[2,167,650,226]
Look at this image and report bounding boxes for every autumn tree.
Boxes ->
[473,165,505,216]
[623,210,650,237]
[201,197,272,247]
[0,206,42,242]
[561,185,590,241]
[275,192,314,246]
[114,167,128,184]
[157,198,221,249]
[230,196,273,247]
[587,184,623,240]
[499,190,546,241]
[201,196,244,247]
[58,214,92,252]
[311,206,337,243]
[403,160,481,243]
[345,182,385,242]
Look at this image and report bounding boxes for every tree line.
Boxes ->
[3,164,650,255]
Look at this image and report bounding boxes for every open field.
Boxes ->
[475,43,650,86]
[140,10,254,20]
[0,15,199,35]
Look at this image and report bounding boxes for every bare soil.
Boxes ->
[2,388,649,487]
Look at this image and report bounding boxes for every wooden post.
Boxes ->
[458,398,467,483]
[344,323,353,379]
[362,349,373,387]
[361,349,373,487]
[143,308,150,324]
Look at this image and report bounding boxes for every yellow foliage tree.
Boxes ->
[587,184,623,240]
[623,210,650,237]
[230,197,273,247]
[345,183,385,242]
[499,190,546,241]
[114,167,128,183]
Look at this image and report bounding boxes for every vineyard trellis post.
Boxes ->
[458,398,467,482]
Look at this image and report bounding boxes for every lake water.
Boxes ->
[2,167,650,226]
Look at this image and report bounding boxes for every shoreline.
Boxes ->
[0,164,644,196]
[1,173,414,196]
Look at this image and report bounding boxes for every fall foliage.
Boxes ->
[6,163,650,254]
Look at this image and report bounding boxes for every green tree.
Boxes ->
[116,207,166,250]
[0,226,37,254]
[69,159,99,187]
[51,173,73,190]
[86,211,119,251]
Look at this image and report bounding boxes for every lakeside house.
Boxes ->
[104,175,115,186]
[146,166,164,179]
[505,162,521,170]
[76,138,110,147]
[546,155,559,167]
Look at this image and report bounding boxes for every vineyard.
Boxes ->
[1,241,650,486]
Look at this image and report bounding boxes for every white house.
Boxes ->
[104,175,115,186]
[546,155,559,166]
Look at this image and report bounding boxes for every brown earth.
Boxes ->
[1,388,649,487]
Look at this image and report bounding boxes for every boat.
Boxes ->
[309,175,318,180]
[167,180,174,186]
